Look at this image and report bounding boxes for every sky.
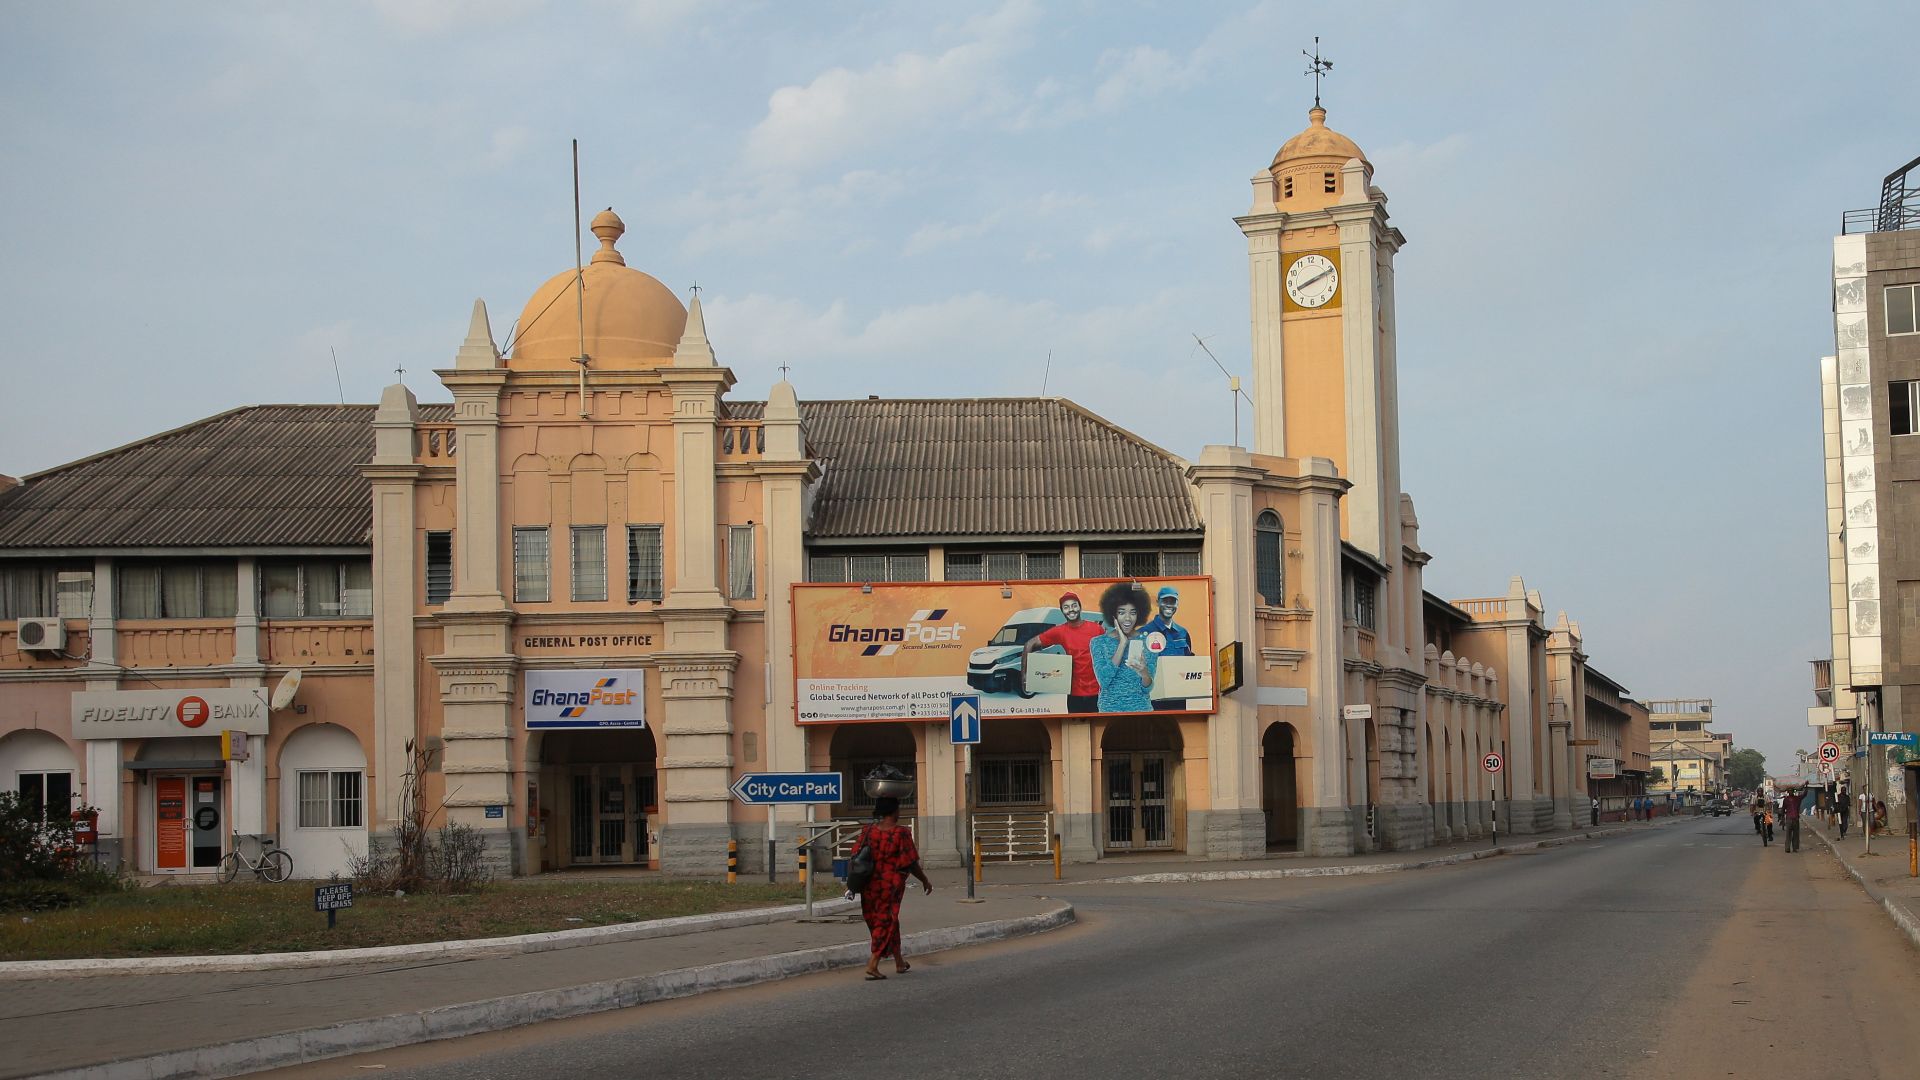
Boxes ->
[2,1,1913,771]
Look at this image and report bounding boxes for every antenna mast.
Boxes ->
[329,346,346,406]
[1041,349,1052,396]
[573,139,589,418]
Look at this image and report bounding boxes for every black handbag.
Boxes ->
[845,830,876,895]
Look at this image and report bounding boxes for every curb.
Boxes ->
[33,900,1074,1080]
[1810,825,1920,952]
[0,897,858,981]
[1070,822,1669,885]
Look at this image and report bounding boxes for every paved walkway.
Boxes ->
[1806,816,1920,949]
[0,815,1687,1079]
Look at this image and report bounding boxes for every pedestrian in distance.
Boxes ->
[1782,787,1802,853]
[1591,796,1600,827]
[1838,790,1851,838]
[1761,804,1774,846]
[852,796,933,981]
[1752,795,1766,838]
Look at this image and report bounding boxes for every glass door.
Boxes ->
[1104,753,1175,851]
[567,766,650,865]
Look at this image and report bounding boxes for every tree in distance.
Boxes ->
[1727,748,1767,791]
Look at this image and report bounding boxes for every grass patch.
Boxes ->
[0,880,809,961]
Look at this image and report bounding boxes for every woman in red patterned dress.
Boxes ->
[858,796,933,980]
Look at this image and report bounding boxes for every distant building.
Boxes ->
[1643,699,1728,794]
[1814,154,1920,835]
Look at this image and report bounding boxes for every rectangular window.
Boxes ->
[117,562,238,619]
[728,525,756,599]
[1887,284,1920,336]
[571,526,608,602]
[977,758,1045,805]
[945,550,1064,582]
[425,532,453,605]
[258,560,372,618]
[1079,549,1203,579]
[514,527,550,603]
[1893,380,1920,436]
[297,770,363,828]
[0,565,93,620]
[807,552,929,583]
[627,525,664,601]
[16,771,73,825]
[1349,577,1378,631]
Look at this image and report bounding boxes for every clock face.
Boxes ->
[1285,253,1339,308]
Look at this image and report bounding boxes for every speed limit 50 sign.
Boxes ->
[1819,741,1840,765]
[1482,751,1504,774]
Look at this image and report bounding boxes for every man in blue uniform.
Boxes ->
[1143,586,1193,710]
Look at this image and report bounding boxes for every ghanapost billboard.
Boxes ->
[793,577,1215,724]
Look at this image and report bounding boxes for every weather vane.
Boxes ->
[779,361,791,379]
[1302,36,1332,108]
[394,365,406,381]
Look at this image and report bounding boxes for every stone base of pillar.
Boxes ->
[659,821,737,877]
[1532,795,1556,833]
[1430,812,1452,845]
[1449,802,1476,839]
[915,813,963,870]
[1376,803,1430,852]
[1058,812,1101,864]
[1551,797,1574,832]
[1201,807,1268,859]
[1301,806,1356,856]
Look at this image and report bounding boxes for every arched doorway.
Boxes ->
[0,729,78,826]
[536,727,657,869]
[278,723,368,880]
[829,723,919,822]
[1101,716,1182,852]
[1261,722,1299,850]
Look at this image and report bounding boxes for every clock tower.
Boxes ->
[1236,105,1406,563]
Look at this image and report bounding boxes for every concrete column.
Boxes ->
[1058,718,1098,862]
[757,379,819,866]
[233,558,260,667]
[1299,457,1353,855]
[1189,445,1267,858]
[367,381,422,833]
[1236,208,1288,457]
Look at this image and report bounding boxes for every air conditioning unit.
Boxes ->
[15,617,66,652]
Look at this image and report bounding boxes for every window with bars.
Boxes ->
[1256,511,1284,606]
[0,565,94,620]
[944,550,1063,582]
[809,552,929,583]
[571,526,607,602]
[627,525,664,601]
[514,527,550,603]
[296,770,364,829]
[976,757,1045,805]
[116,561,238,619]
[1079,549,1202,579]
[260,560,373,618]
[1347,574,1378,631]
[728,525,756,599]
[425,532,452,605]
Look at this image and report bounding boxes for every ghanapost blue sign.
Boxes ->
[1867,731,1919,746]
[524,668,646,730]
[730,772,844,805]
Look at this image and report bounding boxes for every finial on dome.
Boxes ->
[589,207,626,266]
[1308,105,1327,127]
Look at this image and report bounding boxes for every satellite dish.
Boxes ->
[271,669,303,711]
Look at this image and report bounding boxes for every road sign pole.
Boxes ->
[767,804,777,884]
[1491,787,1497,846]
[965,742,976,901]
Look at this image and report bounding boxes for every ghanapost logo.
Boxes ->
[530,677,638,719]
[827,609,967,657]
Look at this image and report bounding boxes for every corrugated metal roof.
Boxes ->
[0,396,1195,550]
[761,398,1200,539]
[0,404,452,550]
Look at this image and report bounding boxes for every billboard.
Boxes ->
[793,578,1215,724]
[74,688,270,740]
[523,668,646,729]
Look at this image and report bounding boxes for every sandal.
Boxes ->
[864,971,887,981]
[895,961,911,974]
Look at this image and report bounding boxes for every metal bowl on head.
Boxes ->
[864,777,915,799]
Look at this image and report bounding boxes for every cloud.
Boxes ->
[482,125,532,169]
[742,0,1037,172]
[364,0,547,35]
[903,212,1002,256]
[1093,45,1196,111]
[669,170,907,258]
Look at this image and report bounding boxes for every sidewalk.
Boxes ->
[1807,817,1920,950]
[0,814,1683,1080]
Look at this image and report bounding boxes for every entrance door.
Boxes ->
[568,765,651,865]
[1104,753,1174,851]
[156,776,189,871]
[189,776,223,869]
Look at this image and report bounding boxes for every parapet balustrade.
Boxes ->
[263,621,375,665]
[415,425,458,462]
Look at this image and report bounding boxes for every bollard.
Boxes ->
[727,838,738,885]
[973,835,983,884]
[1053,833,1062,880]
[797,840,809,885]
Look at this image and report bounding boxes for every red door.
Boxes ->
[156,776,188,871]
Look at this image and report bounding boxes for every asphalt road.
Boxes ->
[274,818,1920,1079]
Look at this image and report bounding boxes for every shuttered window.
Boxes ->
[627,525,664,601]
[514,527,549,603]
[728,526,755,599]
[571,526,607,602]
[1256,511,1284,606]
[425,532,452,605]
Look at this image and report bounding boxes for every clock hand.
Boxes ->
[1297,268,1334,289]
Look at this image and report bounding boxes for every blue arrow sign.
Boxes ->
[950,694,982,745]
[1867,731,1918,746]
[729,772,844,805]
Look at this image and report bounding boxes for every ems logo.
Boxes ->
[561,678,618,717]
[176,696,210,728]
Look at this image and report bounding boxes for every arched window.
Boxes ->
[1256,510,1284,606]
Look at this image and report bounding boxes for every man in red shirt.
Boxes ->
[1023,592,1103,715]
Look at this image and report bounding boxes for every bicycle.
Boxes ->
[218,836,293,883]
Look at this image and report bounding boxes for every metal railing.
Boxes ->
[971,810,1054,861]
[1841,153,1920,235]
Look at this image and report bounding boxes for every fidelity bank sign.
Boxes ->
[73,688,270,740]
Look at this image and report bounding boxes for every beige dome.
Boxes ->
[1271,106,1368,170]
[509,209,687,369]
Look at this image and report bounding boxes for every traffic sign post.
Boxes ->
[730,773,844,885]
[1483,752,1504,845]
[1820,741,1841,766]
[951,696,981,901]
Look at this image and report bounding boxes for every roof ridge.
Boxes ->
[16,403,274,484]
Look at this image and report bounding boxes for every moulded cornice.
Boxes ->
[1342,657,1384,677]
[1378,667,1428,693]
[656,604,737,625]
[746,460,822,482]
[1260,647,1308,671]
[664,791,732,803]
[659,367,737,392]
[663,756,735,770]
[653,651,743,672]
[441,728,512,741]
[512,611,665,628]
[361,464,424,482]
[436,369,509,391]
